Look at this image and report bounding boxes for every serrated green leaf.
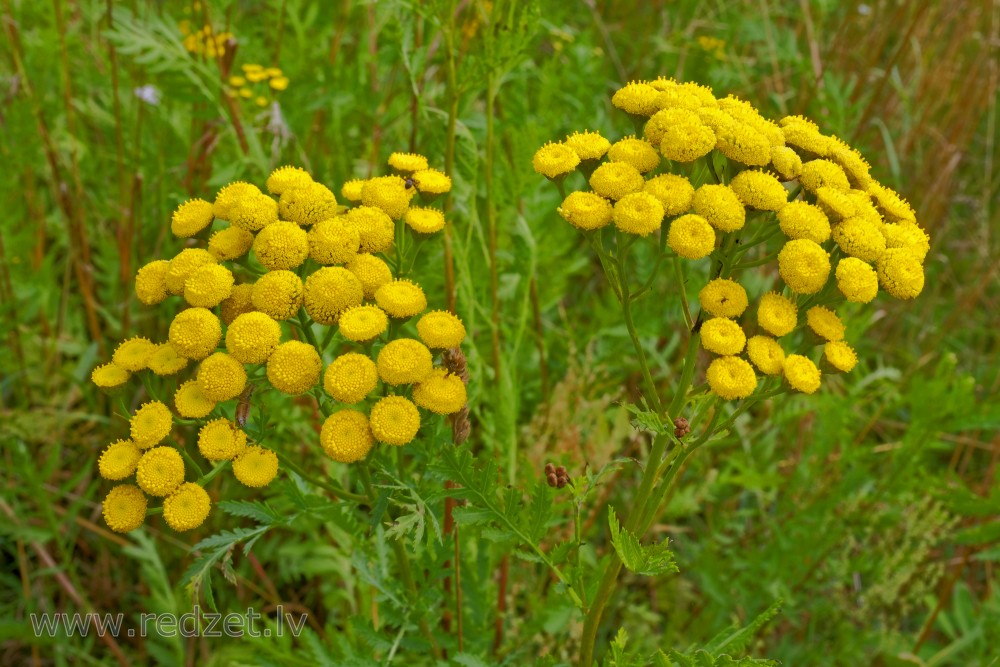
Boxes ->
[608,507,678,577]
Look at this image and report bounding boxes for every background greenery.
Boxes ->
[2,0,999,665]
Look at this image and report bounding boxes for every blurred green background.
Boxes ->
[1,0,999,665]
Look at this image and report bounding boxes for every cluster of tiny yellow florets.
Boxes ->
[224,64,290,108]
[91,152,466,534]
[535,77,930,401]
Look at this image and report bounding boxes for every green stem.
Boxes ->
[297,311,322,351]
[277,452,367,502]
[673,256,694,331]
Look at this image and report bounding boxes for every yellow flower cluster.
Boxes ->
[535,77,931,401]
[91,153,467,532]
[224,64,291,108]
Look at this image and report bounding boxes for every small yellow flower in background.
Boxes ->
[347,254,393,298]
[700,317,747,356]
[241,63,263,75]
[783,354,822,394]
[388,152,429,173]
[377,338,434,386]
[707,356,757,400]
[220,283,256,324]
[113,337,156,372]
[303,267,364,325]
[147,343,189,376]
[264,67,282,78]
[171,199,215,238]
[746,336,785,376]
[324,353,379,404]
[413,369,468,415]
[169,307,223,360]
[184,264,235,308]
[667,214,715,259]
[757,292,797,338]
[692,184,745,232]
[166,248,217,295]
[232,446,279,488]
[341,178,366,202]
[198,419,248,461]
[254,96,268,108]
[361,176,413,220]
[130,401,173,449]
[339,304,389,343]
[777,201,830,243]
[824,341,858,373]
[136,446,185,496]
[369,396,421,446]
[613,192,665,236]
[877,248,925,299]
[98,440,142,481]
[228,75,246,87]
[699,278,748,318]
[611,81,660,117]
[269,76,289,91]
[163,482,211,532]
[417,310,466,349]
[102,485,147,533]
[565,130,611,161]
[643,173,694,216]
[729,170,787,211]
[589,161,644,201]
[251,270,304,321]
[532,142,580,180]
[835,257,879,303]
[253,221,310,270]
[806,306,845,342]
[135,260,171,305]
[778,239,830,294]
[404,207,446,235]
[557,191,613,231]
[239,86,253,98]
[343,206,395,253]
[208,226,254,261]
[196,352,247,402]
[267,340,322,395]
[225,312,281,364]
[92,362,130,390]
[174,380,216,419]
[321,410,374,463]
[376,279,428,319]
[607,136,660,174]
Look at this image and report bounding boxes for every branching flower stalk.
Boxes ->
[534,77,931,666]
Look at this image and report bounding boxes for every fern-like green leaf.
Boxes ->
[608,507,678,577]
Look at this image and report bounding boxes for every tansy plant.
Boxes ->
[533,77,929,665]
[91,154,466,537]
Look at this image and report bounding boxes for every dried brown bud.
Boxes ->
[546,473,558,487]
[673,416,691,438]
[544,463,555,475]
[442,347,470,385]
[556,477,568,488]
[450,406,471,444]
[555,465,567,476]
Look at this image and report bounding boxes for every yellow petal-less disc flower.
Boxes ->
[413,368,468,415]
[269,76,289,91]
[147,343,189,376]
[611,81,660,116]
[660,121,716,163]
[213,181,261,220]
[165,248,216,295]
[824,341,858,373]
[643,174,695,216]
[196,352,247,402]
[781,122,832,157]
[174,380,216,419]
[226,312,281,364]
[377,338,434,386]
[388,152,429,173]
[692,184,745,232]
[876,248,925,300]
[867,182,916,223]
[113,337,156,371]
[320,410,374,463]
[799,159,850,193]
[267,340,322,395]
[375,279,427,319]
[835,257,879,303]
[98,439,142,480]
[778,239,830,294]
[230,193,279,232]
[208,225,254,260]
[92,362,129,390]
[135,260,170,305]
[341,178,366,203]
[130,401,173,449]
[220,283,255,324]
[417,310,466,349]
[613,192,665,236]
[324,353,378,404]
[347,253,393,299]
[343,205,395,253]
[198,419,248,461]
[232,446,279,488]
[815,186,857,222]
[700,317,747,355]
[757,292,797,337]
[698,278,748,318]
[308,217,360,266]
[882,221,930,263]
[831,216,887,262]
[777,201,831,243]
[253,221,309,271]
[565,130,611,161]
[770,145,803,180]
[715,121,771,167]
[532,142,581,180]
[746,335,785,376]
[184,264,234,308]
[589,161,644,201]
[339,304,389,342]
[251,270,303,321]
[266,165,312,195]
[729,170,787,211]
[361,175,413,220]
[783,354,821,394]
[707,356,757,400]
[404,207,446,234]
[806,306,845,342]
[168,307,222,360]
[411,169,452,196]
[279,182,339,226]
[557,191,613,231]
[667,214,715,259]
[163,482,211,531]
[607,136,660,174]
[828,139,873,189]
[171,198,215,237]
[644,107,701,145]
[304,267,364,325]
[369,395,421,446]
[136,446,184,496]
[102,485,147,533]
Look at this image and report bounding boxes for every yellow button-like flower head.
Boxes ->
[377,338,433,386]
[783,354,821,394]
[413,368,468,415]
[707,356,757,400]
[232,446,279,488]
[136,446,184,496]
[163,482,211,532]
[613,192,665,236]
[375,279,427,319]
[226,312,281,364]
[777,201,830,243]
[174,380,216,419]
[746,335,785,375]
[565,130,611,161]
[171,198,215,238]
[196,352,247,402]
[698,278,748,318]
[198,419,248,461]
[213,181,261,220]
[130,400,173,448]
[184,264,234,308]
[208,226,254,260]
[693,184,745,232]
[388,152,429,173]
[824,341,857,373]
[304,267,364,325]
[608,136,660,174]
[279,182,339,226]
[166,248,217,295]
[806,305,845,342]
[253,220,309,271]
[135,260,171,305]
[266,165,312,195]
[267,340,321,394]
[729,170,787,211]
[369,395,421,445]
[99,439,142,480]
[835,257,879,303]
[361,176,413,220]
[876,248,924,300]
[757,292,797,337]
[168,307,222,360]
[113,336,156,371]
[778,239,830,294]
[251,270,303,321]
[417,310,466,349]
[92,362,129,390]
[347,253,393,299]
[700,317,747,356]
[339,305,389,343]
[667,214,715,259]
[643,174,694,217]
[325,353,379,404]
[220,283,256,324]
[611,81,660,116]
[320,410,374,463]
[404,207,446,235]
[102,485,147,533]
[557,191,613,231]
[343,205,395,253]
[230,193,279,232]
[589,162,644,201]
[308,217,360,265]
[147,343,189,376]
